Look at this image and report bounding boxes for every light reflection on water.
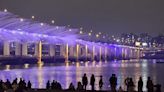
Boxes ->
[0,59,163,91]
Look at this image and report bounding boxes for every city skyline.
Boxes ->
[0,0,163,36]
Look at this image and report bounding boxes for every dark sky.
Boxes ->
[0,0,164,36]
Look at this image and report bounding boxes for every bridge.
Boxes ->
[0,10,143,65]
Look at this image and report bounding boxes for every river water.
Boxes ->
[0,59,163,91]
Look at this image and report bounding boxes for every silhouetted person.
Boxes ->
[128,78,135,92]
[109,74,117,92]
[22,80,26,89]
[82,73,88,90]
[6,79,12,89]
[17,78,25,92]
[27,80,32,89]
[0,80,4,92]
[56,81,62,90]
[124,77,130,91]
[146,77,154,92]
[90,74,95,91]
[68,83,75,91]
[51,80,55,89]
[12,78,18,85]
[76,81,83,91]
[46,80,50,89]
[99,75,103,90]
[138,77,143,92]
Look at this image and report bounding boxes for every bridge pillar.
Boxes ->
[15,42,21,56]
[114,47,117,59]
[3,41,10,56]
[92,45,95,61]
[84,45,87,57]
[99,46,102,61]
[76,44,79,61]
[22,43,28,56]
[49,44,55,57]
[65,43,69,61]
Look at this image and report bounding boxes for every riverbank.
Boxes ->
[7,89,139,92]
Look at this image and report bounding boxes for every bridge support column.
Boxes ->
[92,45,95,61]
[22,43,28,56]
[114,47,117,59]
[3,41,10,56]
[76,44,79,61]
[49,44,55,57]
[15,42,21,56]
[65,43,69,62]
[99,46,102,61]
[85,44,88,57]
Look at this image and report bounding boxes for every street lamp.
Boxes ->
[96,34,99,38]
[88,33,91,36]
[51,20,55,24]
[20,18,24,22]
[80,31,83,34]
[31,16,35,19]
[40,23,44,26]
[4,9,7,12]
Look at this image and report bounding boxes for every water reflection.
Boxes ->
[0,59,163,91]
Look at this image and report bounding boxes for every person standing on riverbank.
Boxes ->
[90,74,95,91]
[146,77,154,92]
[138,77,143,92]
[82,73,88,90]
[109,74,117,92]
[99,75,103,90]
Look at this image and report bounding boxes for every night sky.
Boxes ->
[0,0,164,36]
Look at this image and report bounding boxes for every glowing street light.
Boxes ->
[88,33,91,36]
[20,18,24,22]
[40,23,44,26]
[99,32,102,35]
[51,20,55,24]
[31,16,35,19]
[80,31,83,34]
[96,34,99,38]
[69,29,72,32]
[4,9,7,12]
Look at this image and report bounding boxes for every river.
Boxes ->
[0,59,163,91]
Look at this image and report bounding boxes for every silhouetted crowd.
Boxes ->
[0,74,162,92]
[0,78,31,92]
